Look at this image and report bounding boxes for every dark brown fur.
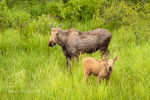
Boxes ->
[49,25,112,71]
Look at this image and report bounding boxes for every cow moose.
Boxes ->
[48,24,112,71]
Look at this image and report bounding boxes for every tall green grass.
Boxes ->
[0,23,149,100]
[0,1,150,99]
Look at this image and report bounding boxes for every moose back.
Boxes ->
[48,24,112,71]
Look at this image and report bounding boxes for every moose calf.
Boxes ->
[82,56,118,84]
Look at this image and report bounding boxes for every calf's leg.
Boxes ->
[106,78,110,85]
[84,70,90,82]
[106,76,110,85]
[98,73,104,83]
[98,76,103,83]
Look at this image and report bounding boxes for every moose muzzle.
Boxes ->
[109,66,112,72]
[48,40,56,47]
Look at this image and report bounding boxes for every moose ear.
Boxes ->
[50,24,53,28]
[113,56,118,62]
[103,56,108,61]
[58,24,62,28]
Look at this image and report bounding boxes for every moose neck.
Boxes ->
[57,30,68,47]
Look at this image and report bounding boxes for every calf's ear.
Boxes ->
[113,56,118,62]
[103,56,108,61]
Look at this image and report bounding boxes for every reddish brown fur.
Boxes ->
[83,56,118,84]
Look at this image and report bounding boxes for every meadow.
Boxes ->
[0,0,150,100]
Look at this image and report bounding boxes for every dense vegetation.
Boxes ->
[0,0,150,99]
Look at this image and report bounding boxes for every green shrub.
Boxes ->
[43,1,60,17]
[0,0,9,30]
[7,9,31,28]
[0,0,150,44]
[121,3,150,43]
[0,1,31,30]
[56,0,104,20]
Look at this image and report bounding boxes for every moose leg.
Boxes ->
[100,47,105,57]
[84,70,90,82]
[73,56,79,64]
[98,76,104,84]
[106,79,110,85]
[66,57,71,71]
[105,49,110,56]
[103,37,111,56]
[100,50,105,57]
[100,48,110,57]
[106,76,110,85]
[98,73,104,83]
[62,48,71,71]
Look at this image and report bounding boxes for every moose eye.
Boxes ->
[105,63,108,66]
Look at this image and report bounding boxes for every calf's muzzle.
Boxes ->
[109,66,112,72]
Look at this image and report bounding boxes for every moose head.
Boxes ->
[48,24,62,47]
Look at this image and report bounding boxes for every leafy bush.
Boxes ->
[121,3,150,44]
[0,0,9,30]
[7,9,31,28]
[0,0,150,44]
[0,1,31,30]
[43,1,60,17]
[56,0,104,20]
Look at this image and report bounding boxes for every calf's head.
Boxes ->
[48,24,62,47]
[105,56,118,72]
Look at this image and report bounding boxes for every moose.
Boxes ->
[83,56,118,84]
[48,24,112,71]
